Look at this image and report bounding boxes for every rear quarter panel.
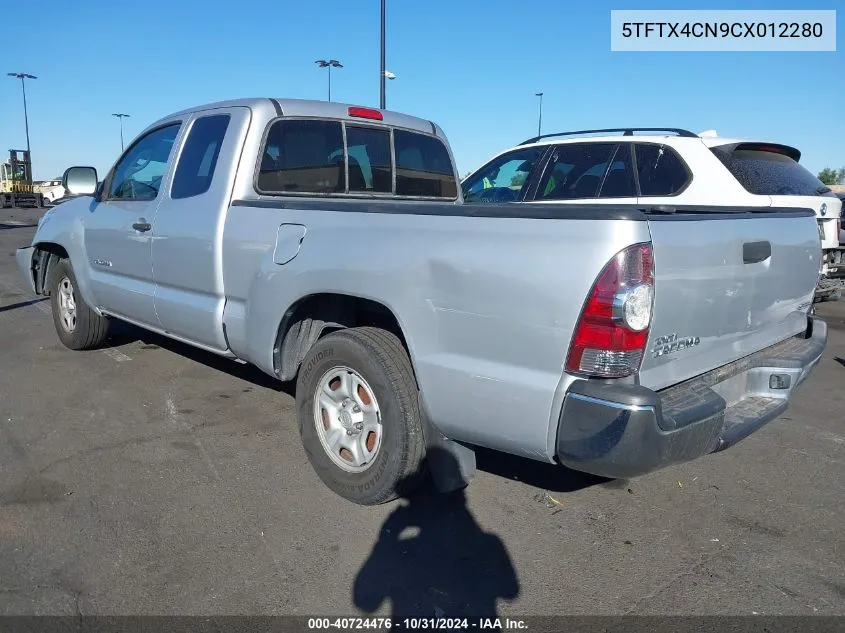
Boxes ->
[222,202,650,461]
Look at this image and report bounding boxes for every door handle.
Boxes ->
[132,219,152,233]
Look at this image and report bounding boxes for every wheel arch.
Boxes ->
[31,240,100,314]
[31,242,70,295]
[272,292,413,383]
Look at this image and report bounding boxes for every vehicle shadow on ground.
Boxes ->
[474,446,611,493]
[105,320,293,395]
[106,321,610,494]
[835,356,845,368]
[0,223,38,230]
[0,297,48,313]
[353,447,520,620]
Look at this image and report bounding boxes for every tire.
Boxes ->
[48,258,109,350]
[296,327,426,505]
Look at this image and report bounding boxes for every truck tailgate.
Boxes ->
[638,208,820,391]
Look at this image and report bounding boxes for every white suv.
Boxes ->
[461,128,843,299]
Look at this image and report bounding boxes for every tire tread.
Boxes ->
[296,326,426,505]
[341,327,426,502]
[49,259,109,350]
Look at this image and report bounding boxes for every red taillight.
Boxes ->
[348,106,383,121]
[565,243,654,378]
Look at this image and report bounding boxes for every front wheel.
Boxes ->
[49,259,109,350]
[295,327,426,505]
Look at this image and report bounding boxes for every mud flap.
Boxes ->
[417,393,476,493]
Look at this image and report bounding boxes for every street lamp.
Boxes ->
[381,70,396,109]
[535,92,544,137]
[7,72,37,155]
[315,59,343,101]
[112,113,130,151]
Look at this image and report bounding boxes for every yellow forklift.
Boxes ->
[1,149,45,208]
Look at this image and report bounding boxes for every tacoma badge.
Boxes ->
[652,333,700,359]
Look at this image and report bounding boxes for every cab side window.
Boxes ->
[462,147,544,203]
[171,115,231,199]
[108,123,181,201]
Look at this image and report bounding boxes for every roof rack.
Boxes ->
[518,128,698,145]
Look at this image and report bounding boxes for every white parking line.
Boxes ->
[33,300,51,315]
[102,347,132,362]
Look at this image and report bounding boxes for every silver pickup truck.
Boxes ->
[16,98,827,505]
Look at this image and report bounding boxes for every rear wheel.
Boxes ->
[49,259,109,350]
[296,327,426,505]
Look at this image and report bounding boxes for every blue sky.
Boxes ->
[1,0,842,181]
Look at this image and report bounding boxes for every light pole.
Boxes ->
[7,72,37,155]
[380,0,386,109]
[315,59,342,101]
[112,113,130,151]
[535,92,544,137]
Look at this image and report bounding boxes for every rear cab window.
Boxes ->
[395,130,457,198]
[258,120,345,194]
[256,116,457,199]
[345,126,392,193]
[710,143,826,196]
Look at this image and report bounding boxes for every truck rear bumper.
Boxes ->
[555,316,827,479]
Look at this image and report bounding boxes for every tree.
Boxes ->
[510,172,527,188]
[818,167,845,185]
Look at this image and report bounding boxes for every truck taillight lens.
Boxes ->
[565,243,654,378]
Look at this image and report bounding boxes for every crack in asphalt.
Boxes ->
[621,552,713,615]
[165,359,222,482]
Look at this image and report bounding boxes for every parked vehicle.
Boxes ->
[462,128,843,301]
[48,182,102,207]
[35,179,65,204]
[16,102,826,505]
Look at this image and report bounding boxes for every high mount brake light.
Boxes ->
[348,107,383,121]
[565,243,655,378]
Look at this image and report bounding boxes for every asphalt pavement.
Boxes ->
[1,206,843,617]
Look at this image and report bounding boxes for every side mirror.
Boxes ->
[62,166,98,196]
